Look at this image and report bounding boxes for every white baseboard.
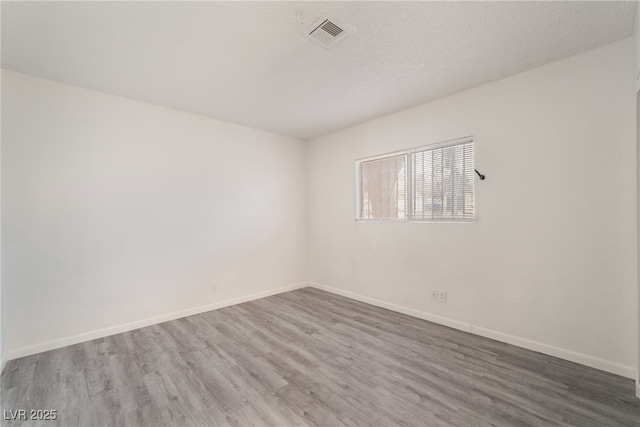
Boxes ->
[309,282,473,333]
[309,282,636,380]
[7,281,636,382]
[7,282,308,361]
[470,325,634,380]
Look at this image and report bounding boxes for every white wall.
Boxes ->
[0,66,5,372]
[2,70,308,357]
[0,5,5,373]
[308,38,637,378]
[634,0,640,397]
[635,2,640,91]
[636,86,640,396]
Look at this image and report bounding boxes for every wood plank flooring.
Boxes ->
[1,287,639,426]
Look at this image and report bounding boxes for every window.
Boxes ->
[357,137,475,222]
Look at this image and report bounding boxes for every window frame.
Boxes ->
[355,136,475,223]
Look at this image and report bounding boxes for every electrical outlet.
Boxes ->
[431,290,438,301]
[211,281,218,292]
[437,290,447,303]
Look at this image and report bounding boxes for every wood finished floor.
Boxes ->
[1,287,639,427]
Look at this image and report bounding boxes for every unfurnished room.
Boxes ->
[1,1,640,426]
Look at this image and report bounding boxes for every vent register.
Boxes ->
[304,17,353,49]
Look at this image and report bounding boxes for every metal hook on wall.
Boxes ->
[475,169,486,180]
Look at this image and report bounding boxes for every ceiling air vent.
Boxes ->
[304,17,353,49]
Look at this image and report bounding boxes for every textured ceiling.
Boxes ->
[1,1,636,140]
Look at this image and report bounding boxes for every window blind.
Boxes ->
[357,138,474,222]
[412,141,474,220]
